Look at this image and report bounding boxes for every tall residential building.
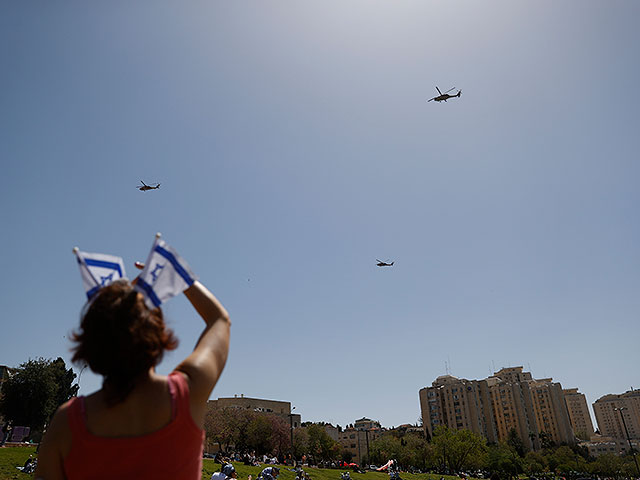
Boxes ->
[419,366,576,450]
[419,374,498,443]
[563,388,595,440]
[593,389,640,440]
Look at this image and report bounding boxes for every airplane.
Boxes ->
[427,86,461,103]
[376,259,394,267]
[137,180,160,191]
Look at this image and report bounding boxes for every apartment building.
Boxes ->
[580,435,639,457]
[419,367,576,450]
[207,394,301,427]
[338,418,382,465]
[419,374,498,443]
[593,389,640,440]
[563,388,595,440]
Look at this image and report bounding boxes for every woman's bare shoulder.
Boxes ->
[47,398,74,445]
[33,399,75,479]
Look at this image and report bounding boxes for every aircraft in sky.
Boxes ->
[427,86,461,103]
[376,259,394,267]
[137,181,160,191]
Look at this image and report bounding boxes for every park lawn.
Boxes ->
[204,463,464,480]
[1,449,467,480]
[0,446,37,480]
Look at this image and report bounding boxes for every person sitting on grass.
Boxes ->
[34,270,231,480]
[260,466,280,480]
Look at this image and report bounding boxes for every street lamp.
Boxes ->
[614,406,640,477]
[289,406,296,464]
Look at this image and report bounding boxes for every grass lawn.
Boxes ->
[1,449,465,480]
[0,446,37,480]
[205,463,463,480]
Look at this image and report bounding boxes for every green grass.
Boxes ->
[0,446,36,480]
[0,449,467,480]
[203,462,465,480]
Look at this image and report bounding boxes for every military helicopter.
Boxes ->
[137,180,160,191]
[376,259,394,267]
[427,86,461,102]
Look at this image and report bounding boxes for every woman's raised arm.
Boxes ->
[175,280,231,426]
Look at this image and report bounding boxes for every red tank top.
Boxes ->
[64,371,204,480]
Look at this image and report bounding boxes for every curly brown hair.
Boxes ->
[71,280,178,405]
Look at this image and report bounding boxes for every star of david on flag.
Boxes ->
[74,249,127,300]
[134,235,197,309]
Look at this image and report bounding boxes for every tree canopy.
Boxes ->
[0,357,78,431]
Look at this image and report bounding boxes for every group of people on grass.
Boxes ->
[210,464,284,480]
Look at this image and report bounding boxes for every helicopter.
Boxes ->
[376,259,394,267]
[137,180,160,191]
[427,86,461,103]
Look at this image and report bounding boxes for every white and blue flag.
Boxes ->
[134,235,197,309]
[74,249,127,300]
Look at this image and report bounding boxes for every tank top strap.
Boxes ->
[66,396,88,438]
[168,371,191,420]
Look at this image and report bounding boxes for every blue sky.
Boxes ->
[1,1,639,429]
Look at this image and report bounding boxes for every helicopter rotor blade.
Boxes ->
[435,86,442,95]
[444,87,456,94]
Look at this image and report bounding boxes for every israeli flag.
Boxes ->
[74,249,127,300]
[134,235,197,309]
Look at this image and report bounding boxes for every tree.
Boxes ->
[369,434,402,466]
[549,445,580,474]
[523,451,547,476]
[204,406,239,452]
[486,442,523,480]
[305,423,339,461]
[432,426,487,473]
[341,450,354,463]
[398,433,430,471]
[506,428,529,457]
[0,357,78,432]
[538,431,556,450]
[231,408,258,452]
[589,453,624,480]
[267,414,291,457]
[246,415,274,454]
[293,427,309,459]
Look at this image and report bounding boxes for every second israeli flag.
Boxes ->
[134,235,198,309]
